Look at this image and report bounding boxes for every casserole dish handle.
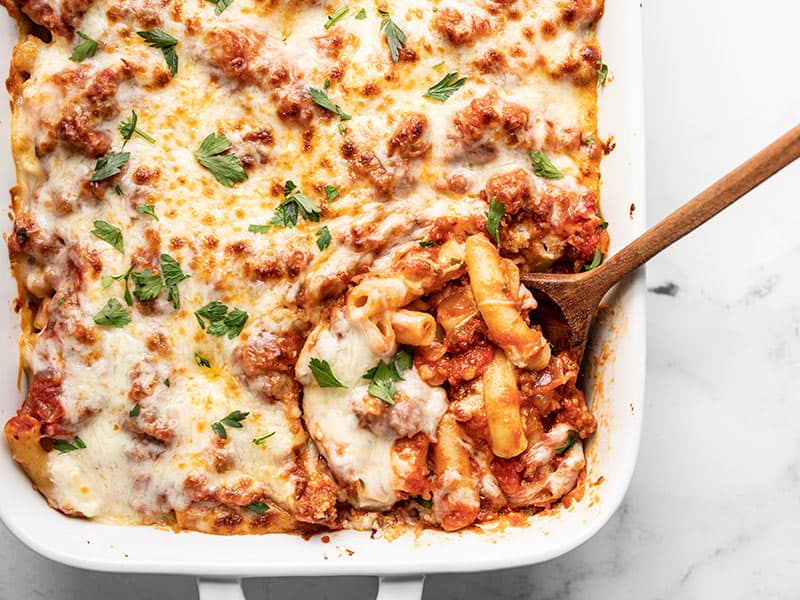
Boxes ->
[196,576,425,599]
[377,575,425,599]
[197,578,246,600]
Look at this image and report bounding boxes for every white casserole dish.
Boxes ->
[0,1,646,598]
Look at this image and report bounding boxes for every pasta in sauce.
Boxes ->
[2,0,608,534]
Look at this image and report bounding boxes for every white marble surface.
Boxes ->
[1,1,799,598]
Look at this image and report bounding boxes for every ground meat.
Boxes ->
[432,7,492,45]
[204,27,268,85]
[484,168,533,216]
[388,113,431,159]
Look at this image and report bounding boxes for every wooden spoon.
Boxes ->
[521,124,800,363]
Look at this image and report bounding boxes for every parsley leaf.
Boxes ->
[90,151,130,182]
[271,181,321,228]
[324,184,339,201]
[161,254,190,309]
[363,350,411,405]
[221,410,249,428]
[102,262,135,306]
[555,433,578,455]
[53,437,86,453]
[424,71,467,102]
[94,298,131,328]
[91,220,124,253]
[129,403,141,418]
[247,501,270,515]
[253,432,276,445]
[309,358,346,388]
[419,240,435,247]
[316,226,332,250]
[583,248,603,271]
[379,9,406,63]
[367,361,397,405]
[355,7,367,19]
[207,0,233,15]
[195,133,248,187]
[597,61,608,87]
[325,6,349,29]
[308,87,351,121]
[120,111,156,146]
[131,269,164,301]
[137,29,179,77]
[194,352,211,368]
[393,348,413,371]
[485,197,505,246]
[136,205,159,220]
[248,224,270,233]
[414,495,433,509]
[70,31,98,62]
[195,300,228,327]
[530,150,564,179]
[195,301,249,339]
[211,410,249,439]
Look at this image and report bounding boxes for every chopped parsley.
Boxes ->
[129,403,141,418]
[120,111,156,146]
[362,349,412,405]
[53,437,86,454]
[164,378,171,387]
[115,185,124,196]
[131,269,164,302]
[414,495,433,509]
[419,240,436,247]
[90,151,130,182]
[271,181,321,227]
[211,410,249,439]
[599,220,609,230]
[207,0,233,15]
[324,184,339,201]
[583,248,603,271]
[101,262,135,306]
[424,71,467,102]
[247,501,270,515]
[69,31,98,62]
[137,29,179,77]
[91,220,124,253]
[355,7,367,19]
[324,6,349,29]
[309,358,346,388]
[195,133,248,187]
[195,301,249,338]
[160,253,190,309]
[316,225,332,250]
[136,205,159,220]
[583,137,595,146]
[597,61,609,87]
[94,298,131,328]
[194,352,211,368]
[485,197,505,246]
[308,86,351,121]
[555,433,578,455]
[530,150,564,179]
[248,224,270,233]
[252,432,276,445]
[379,9,406,63]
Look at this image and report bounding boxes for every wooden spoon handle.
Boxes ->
[595,123,800,289]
